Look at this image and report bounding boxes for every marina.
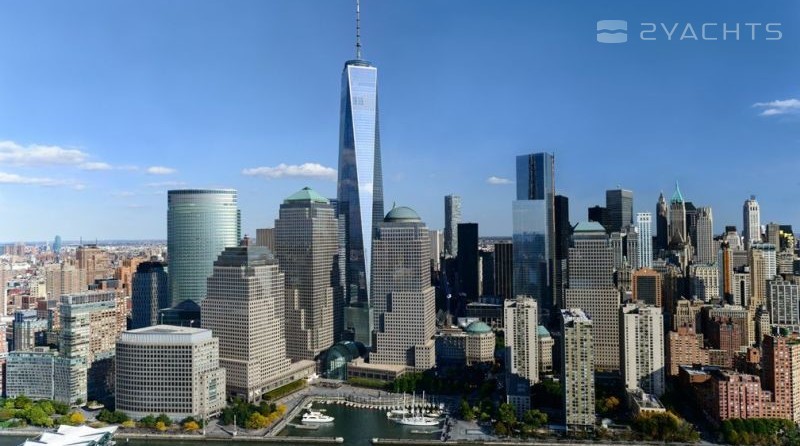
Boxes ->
[281,403,441,446]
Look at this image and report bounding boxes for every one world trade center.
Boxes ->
[337,0,383,347]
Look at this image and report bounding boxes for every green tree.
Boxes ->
[97,409,114,423]
[597,395,620,415]
[52,401,69,415]
[459,399,475,421]
[139,415,157,428]
[245,412,269,429]
[522,409,547,430]
[497,403,517,426]
[25,406,52,427]
[0,407,15,422]
[39,401,55,416]
[631,411,698,442]
[493,421,509,437]
[155,413,172,426]
[14,396,32,410]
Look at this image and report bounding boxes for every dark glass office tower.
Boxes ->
[684,201,698,249]
[131,261,170,329]
[513,153,555,317]
[588,205,607,230]
[605,189,633,233]
[493,242,513,300]
[337,3,383,346]
[655,193,668,254]
[457,223,479,302]
[554,195,571,308]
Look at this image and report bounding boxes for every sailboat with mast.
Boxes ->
[392,392,440,426]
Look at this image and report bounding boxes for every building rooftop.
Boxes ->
[167,189,236,195]
[627,388,666,411]
[465,321,492,335]
[572,221,606,233]
[119,325,212,345]
[561,308,591,324]
[284,186,330,204]
[385,205,421,223]
[537,325,551,338]
[125,325,206,335]
[214,244,276,267]
[23,425,117,446]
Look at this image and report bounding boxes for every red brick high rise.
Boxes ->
[762,334,800,422]
[667,325,709,376]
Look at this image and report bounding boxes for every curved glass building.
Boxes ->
[167,189,240,306]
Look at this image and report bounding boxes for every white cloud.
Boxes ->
[487,176,512,185]
[146,166,177,175]
[242,163,336,181]
[0,171,84,189]
[79,162,113,171]
[753,98,800,116]
[145,181,186,188]
[0,141,88,166]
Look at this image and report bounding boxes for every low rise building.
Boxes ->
[6,347,71,403]
[115,325,226,421]
[627,388,666,417]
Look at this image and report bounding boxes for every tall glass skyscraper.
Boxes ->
[444,195,461,257]
[605,189,633,233]
[167,189,240,306]
[337,5,383,345]
[513,153,555,317]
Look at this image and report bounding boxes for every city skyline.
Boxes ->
[1,0,799,241]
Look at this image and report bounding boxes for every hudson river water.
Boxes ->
[0,404,439,446]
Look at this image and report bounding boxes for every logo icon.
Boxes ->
[597,20,628,43]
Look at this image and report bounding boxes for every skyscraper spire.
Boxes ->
[671,180,684,203]
[355,0,362,59]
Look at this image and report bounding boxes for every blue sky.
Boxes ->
[1,0,798,241]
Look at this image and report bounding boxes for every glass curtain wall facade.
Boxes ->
[337,58,384,346]
[513,153,555,317]
[444,195,461,257]
[131,261,170,329]
[167,190,240,307]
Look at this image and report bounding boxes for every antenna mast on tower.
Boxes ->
[356,0,362,59]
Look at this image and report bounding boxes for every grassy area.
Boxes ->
[263,379,307,401]
[347,377,390,390]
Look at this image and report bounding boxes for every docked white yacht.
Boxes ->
[301,410,335,423]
